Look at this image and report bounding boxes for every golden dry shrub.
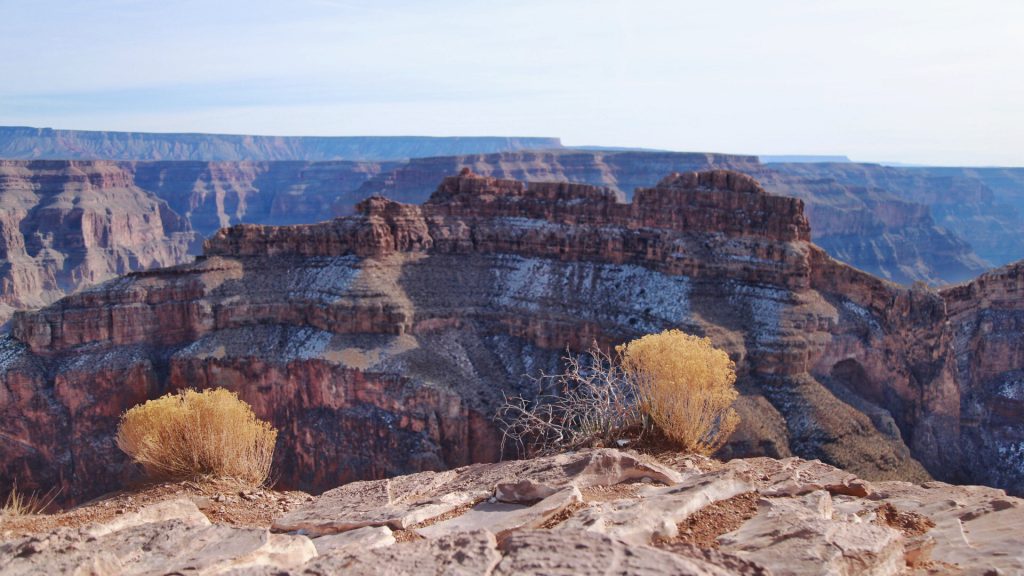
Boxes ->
[116,388,277,486]
[618,330,739,455]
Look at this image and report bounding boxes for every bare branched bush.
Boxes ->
[618,330,739,455]
[495,345,648,458]
[1,481,59,517]
[496,330,740,458]
[116,388,278,486]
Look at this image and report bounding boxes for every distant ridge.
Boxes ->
[0,126,563,161]
[760,154,852,163]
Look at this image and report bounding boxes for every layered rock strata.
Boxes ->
[0,170,1019,505]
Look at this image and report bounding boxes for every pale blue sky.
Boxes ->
[1,0,1021,165]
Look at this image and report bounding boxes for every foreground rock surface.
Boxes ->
[3,450,1021,575]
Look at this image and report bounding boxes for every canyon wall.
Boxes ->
[0,160,194,326]
[0,160,397,326]
[4,170,1018,505]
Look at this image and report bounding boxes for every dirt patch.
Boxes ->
[538,501,587,529]
[650,451,723,476]
[652,492,760,550]
[408,499,486,530]
[0,479,311,537]
[580,482,647,503]
[392,529,425,543]
[874,502,934,537]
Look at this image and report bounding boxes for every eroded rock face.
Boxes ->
[765,163,1024,274]
[0,170,1019,505]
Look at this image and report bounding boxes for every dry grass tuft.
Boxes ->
[1,482,58,517]
[116,388,278,487]
[618,330,739,455]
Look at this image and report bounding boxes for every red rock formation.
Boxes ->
[0,170,1019,505]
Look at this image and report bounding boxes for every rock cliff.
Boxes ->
[3,170,1018,507]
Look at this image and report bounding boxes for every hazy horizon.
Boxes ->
[2,0,1021,166]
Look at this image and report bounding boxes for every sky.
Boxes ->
[0,0,1022,166]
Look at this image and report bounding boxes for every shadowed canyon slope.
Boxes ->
[2,151,1014,325]
[2,170,1022,505]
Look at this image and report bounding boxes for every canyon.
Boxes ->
[3,150,1020,327]
[1,169,1021,507]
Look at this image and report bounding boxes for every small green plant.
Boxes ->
[116,388,278,486]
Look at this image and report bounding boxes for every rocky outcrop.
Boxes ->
[7,169,1019,507]
[0,126,563,161]
[5,450,1022,575]
[0,160,195,327]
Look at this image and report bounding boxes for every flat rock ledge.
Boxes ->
[2,449,1022,575]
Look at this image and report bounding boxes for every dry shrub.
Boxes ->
[495,345,646,458]
[1,482,58,517]
[116,388,277,486]
[618,330,739,455]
